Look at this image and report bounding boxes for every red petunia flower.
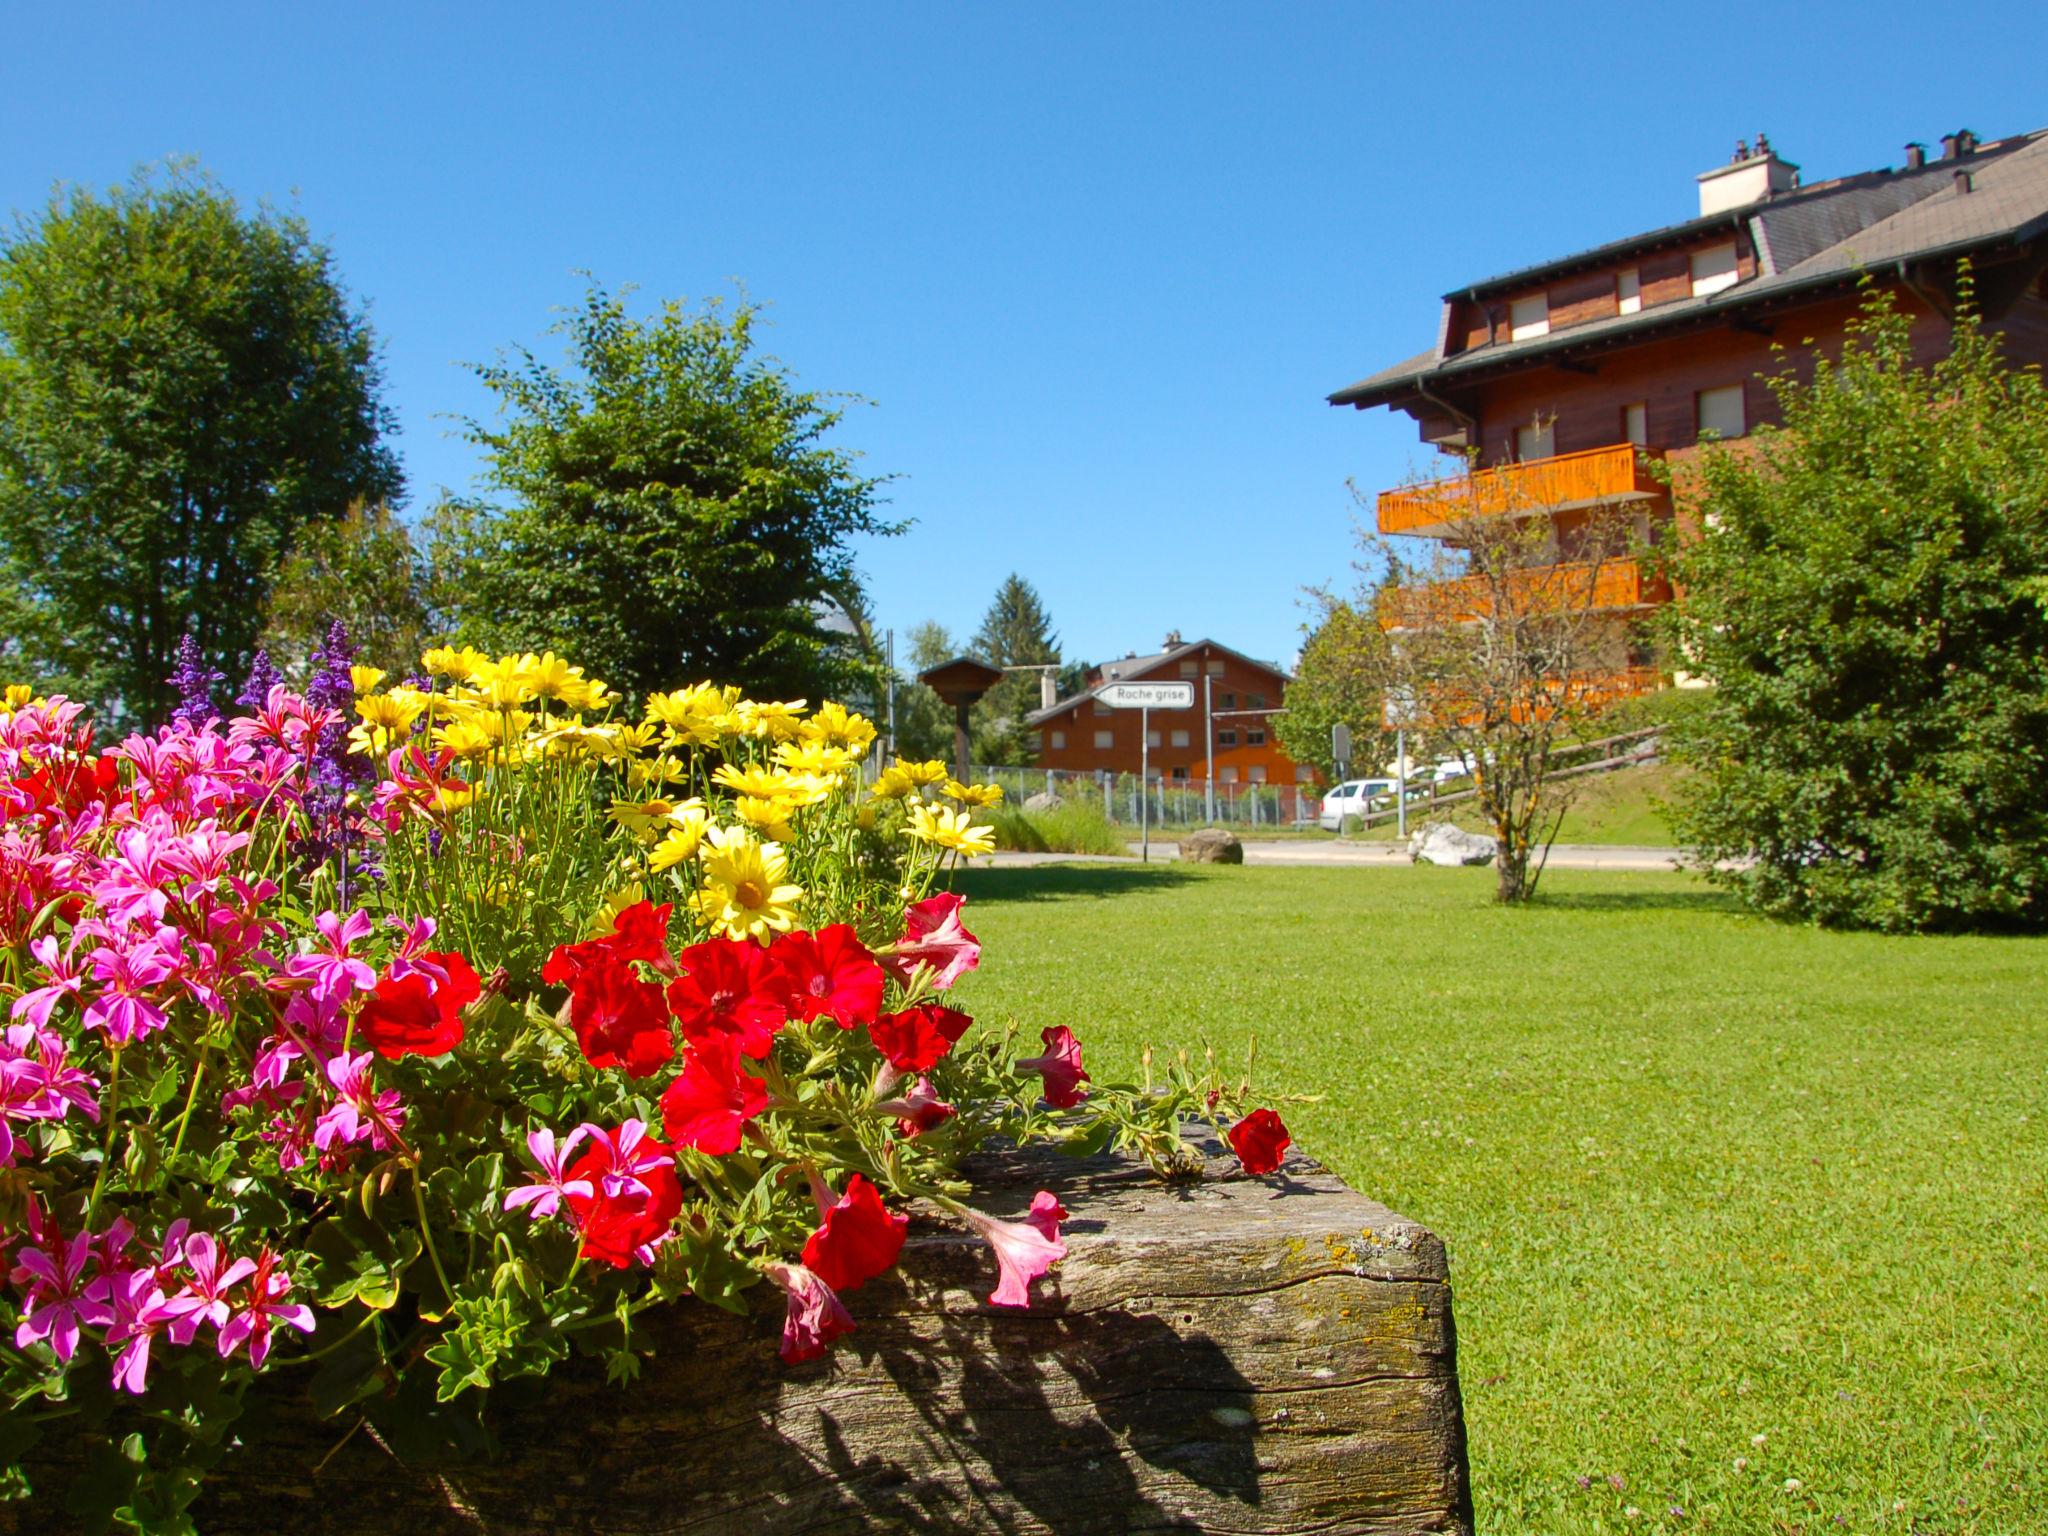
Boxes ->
[659,1032,768,1155]
[564,1131,683,1268]
[1228,1108,1291,1175]
[877,1074,956,1139]
[1017,1025,1089,1109]
[665,937,786,1057]
[867,1004,973,1074]
[765,1261,855,1364]
[541,900,675,986]
[354,950,480,1060]
[882,892,980,990]
[771,925,885,1030]
[569,961,675,1078]
[800,1173,909,1292]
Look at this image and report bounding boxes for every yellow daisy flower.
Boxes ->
[944,779,1004,807]
[690,826,803,940]
[711,762,795,800]
[906,802,996,858]
[729,698,808,741]
[350,664,388,694]
[774,739,857,777]
[645,683,733,748]
[731,795,796,842]
[801,702,879,753]
[903,758,948,787]
[422,644,491,682]
[585,883,649,939]
[647,807,710,873]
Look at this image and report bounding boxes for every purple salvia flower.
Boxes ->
[167,634,225,729]
[236,648,283,712]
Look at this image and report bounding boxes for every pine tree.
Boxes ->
[968,575,1061,764]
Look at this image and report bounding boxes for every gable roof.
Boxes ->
[1331,128,2048,410]
[1026,638,1290,726]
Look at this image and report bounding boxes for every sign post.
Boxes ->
[1382,689,1418,841]
[1098,682,1197,865]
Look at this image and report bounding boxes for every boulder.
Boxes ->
[1179,828,1244,864]
[1023,790,1064,813]
[1408,822,1497,868]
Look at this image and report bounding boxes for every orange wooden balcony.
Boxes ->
[1377,557,1672,631]
[1377,443,1665,538]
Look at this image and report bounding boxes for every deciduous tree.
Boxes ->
[438,285,894,705]
[0,165,401,722]
[1362,485,1644,903]
[1275,595,1393,781]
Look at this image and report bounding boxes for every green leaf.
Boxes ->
[305,1213,423,1311]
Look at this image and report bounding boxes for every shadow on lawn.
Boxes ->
[956,865,1201,905]
[1532,885,1744,915]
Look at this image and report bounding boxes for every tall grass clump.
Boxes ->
[987,800,1127,855]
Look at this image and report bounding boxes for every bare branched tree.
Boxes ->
[1357,466,1661,903]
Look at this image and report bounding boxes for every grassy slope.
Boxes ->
[951,862,2048,1535]
[1350,760,1683,846]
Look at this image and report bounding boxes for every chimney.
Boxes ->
[1955,169,1974,195]
[1904,142,1927,171]
[1164,628,1182,648]
[1040,670,1057,710]
[1939,130,1979,161]
[1697,135,1800,215]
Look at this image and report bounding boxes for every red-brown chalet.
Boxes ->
[1330,126,2048,691]
[1028,635,1307,786]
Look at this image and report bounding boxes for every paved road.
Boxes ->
[985,841,1698,872]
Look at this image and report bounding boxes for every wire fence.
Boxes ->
[965,765,1322,829]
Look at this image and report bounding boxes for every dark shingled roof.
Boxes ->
[1331,128,2048,410]
[1026,638,1290,726]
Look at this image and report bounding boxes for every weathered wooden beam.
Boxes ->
[18,1144,1472,1535]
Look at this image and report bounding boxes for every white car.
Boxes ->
[1317,779,1395,831]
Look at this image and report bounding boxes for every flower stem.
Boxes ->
[167,1040,213,1165]
[86,1046,122,1221]
[411,1163,459,1319]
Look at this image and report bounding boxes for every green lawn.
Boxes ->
[951,862,2048,1535]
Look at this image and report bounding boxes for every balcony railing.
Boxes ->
[1376,443,1664,538]
[1377,557,1672,631]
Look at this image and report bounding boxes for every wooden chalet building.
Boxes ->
[1027,634,1308,786]
[1330,125,2048,690]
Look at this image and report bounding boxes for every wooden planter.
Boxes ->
[24,1144,1472,1534]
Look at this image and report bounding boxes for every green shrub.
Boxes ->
[1664,284,2048,931]
[987,800,1128,856]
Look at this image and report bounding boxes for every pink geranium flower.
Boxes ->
[217,1249,314,1368]
[960,1191,1068,1309]
[312,1050,405,1155]
[97,1266,174,1395]
[10,936,83,1031]
[11,1227,113,1363]
[882,893,980,990]
[286,909,377,1004]
[153,1226,258,1346]
[502,1126,596,1221]
[81,938,178,1044]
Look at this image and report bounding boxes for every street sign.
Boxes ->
[1382,687,1420,729]
[1331,722,1352,762]
[1098,682,1195,710]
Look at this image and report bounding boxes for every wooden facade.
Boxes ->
[1032,640,1308,786]
[1335,127,2048,679]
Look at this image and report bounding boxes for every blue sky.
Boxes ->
[4,3,2043,673]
